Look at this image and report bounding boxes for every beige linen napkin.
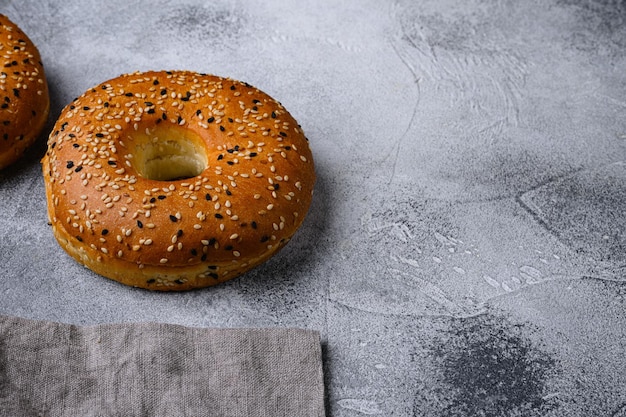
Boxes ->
[0,315,325,417]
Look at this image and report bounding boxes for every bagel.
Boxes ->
[0,14,50,169]
[42,70,315,290]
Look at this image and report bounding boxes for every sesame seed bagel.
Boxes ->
[0,14,50,169]
[42,70,315,290]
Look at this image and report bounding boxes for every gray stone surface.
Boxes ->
[1,0,625,415]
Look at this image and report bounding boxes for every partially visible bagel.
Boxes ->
[0,14,49,169]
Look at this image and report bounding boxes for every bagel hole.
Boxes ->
[130,125,208,181]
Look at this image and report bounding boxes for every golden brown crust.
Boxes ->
[42,70,315,290]
[0,14,50,169]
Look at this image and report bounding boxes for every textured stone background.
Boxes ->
[1,0,625,415]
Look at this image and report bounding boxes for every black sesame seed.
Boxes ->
[271,111,277,118]
[83,106,90,110]
[230,85,236,90]
[150,197,156,203]
[102,229,109,235]
[76,236,83,242]
[227,161,234,166]
[169,215,178,222]
[208,238,217,246]
[260,235,269,242]
[147,278,156,284]
[177,229,183,237]
[144,101,153,106]
[207,117,215,123]
[209,272,219,279]
[217,154,223,160]
[219,126,225,132]
[196,109,202,116]
[160,89,167,95]
[249,152,257,157]
[174,279,184,285]
[95,133,104,138]
[225,245,233,251]
[279,131,287,137]
[137,220,143,228]
[12,88,19,98]
[66,161,74,169]
[124,92,133,97]
[215,213,223,219]
[74,166,83,173]
[158,195,166,200]
[225,190,232,196]
[251,221,257,229]
[72,143,79,148]
[147,108,155,114]
[107,160,116,166]
[191,248,198,256]
[153,80,159,85]
[201,254,207,262]
[205,193,211,200]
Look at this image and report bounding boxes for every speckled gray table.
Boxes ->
[1,1,625,416]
